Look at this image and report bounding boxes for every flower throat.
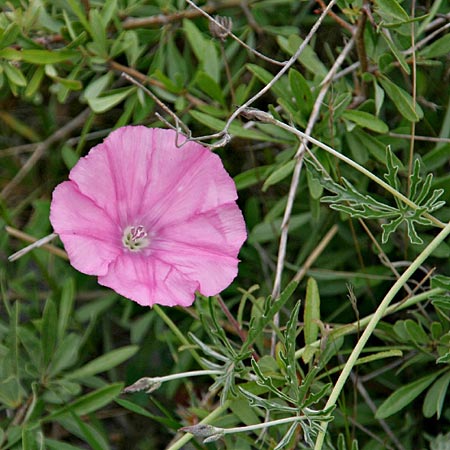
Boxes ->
[122,225,149,251]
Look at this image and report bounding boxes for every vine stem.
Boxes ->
[153,305,204,367]
[166,400,231,450]
[265,116,445,229]
[313,220,450,449]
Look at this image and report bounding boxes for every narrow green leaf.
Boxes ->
[190,110,270,141]
[66,345,139,380]
[289,68,313,114]
[246,63,286,99]
[89,9,108,56]
[342,110,389,134]
[262,159,296,191]
[381,32,410,74]
[3,62,27,87]
[278,35,327,77]
[42,297,58,367]
[203,41,220,83]
[374,80,385,116]
[115,398,179,427]
[376,372,441,419]
[87,87,134,113]
[48,334,81,376]
[304,277,320,346]
[195,71,225,104]
[375,0,410,22]
[0,23,20,48]
[46,438,86,450]
[404,319,429,345]
[379,76,423,122]
[101,0,118,27]
[58,278,75,341]
[44,383,124,421]
[420,34,450,59]
[66,0,92,33]
[24,65,45,98]
[183,19,206,63]
[20,49,79,64]
[234,165,271,190]
[249,213,310,244]
[423,372,450,419]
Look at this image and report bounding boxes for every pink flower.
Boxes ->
[50,126,246,307]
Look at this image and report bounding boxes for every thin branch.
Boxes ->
[185,0,286,66]
[1,109,91,201]
[186,0,340,148]
[6,227,68,261]
[122,0,243,29]
[388,133,450,143]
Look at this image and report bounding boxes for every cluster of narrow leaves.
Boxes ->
[305,147,445,244]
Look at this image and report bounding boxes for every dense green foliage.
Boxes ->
[1,0,450,449]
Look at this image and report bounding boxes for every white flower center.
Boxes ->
[122,225,150,251]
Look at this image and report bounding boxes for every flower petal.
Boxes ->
[98,253,199,307]
[152,203,247,296]
[139,128,239,228]
[50,181,121,276]
[69,126,155,225]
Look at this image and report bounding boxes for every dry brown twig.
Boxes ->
[1,109,91,201]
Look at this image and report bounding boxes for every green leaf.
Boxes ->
[183,19,206,63]
[115,398,178,428]
[234,165,271,190]
[288,69,313,115]
[376,372,441,419]
[84,73,112,99]
[24,65,45,98]
[66,0,92,33]
[42,297,58,367]
[0,376,24,408]
[304,277,320,346]
[44,383,124,421]
[20,49,79,64]
[420,34,450,59]
[66,345,139,380]
[189,110,270,141]
[342,110,389,134]
[3,62,27,87]
[203,41,220,83]
[423,372,450,419]
[381,32,410,74]
[249,213,310,244]
[379,76,423,122]
[278,35,327,77]
[404,319,429,345]
[0,23,20,48]
[375,0,410,23]
[89,9,108,57]
[58,278,75,340]
[47,334,81,376]
[195,71,225,104]
[262,159,296,191]
[246,63,286,99]
[87,87,135,113]
[431,275,450,290]
[46,438,86,450]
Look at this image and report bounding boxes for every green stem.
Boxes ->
[295,287,444,359]
[153,305,203,367]
[221,415,306,434]
[314,220,450,449]
[271,117,445,228]
[166,400,231,450]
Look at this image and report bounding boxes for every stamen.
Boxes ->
[122,225,150,251]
